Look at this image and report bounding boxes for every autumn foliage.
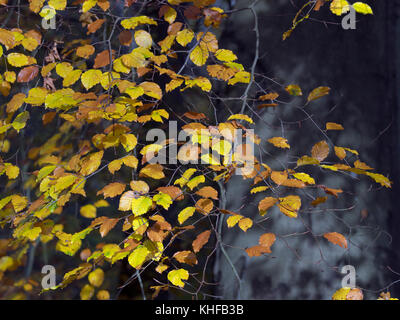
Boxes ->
[0,0,393,300]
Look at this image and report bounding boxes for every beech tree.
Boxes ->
[0,0,394,300]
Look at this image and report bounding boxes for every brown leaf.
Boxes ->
[183,111,207,120]
[321,186,343,198]
[192,230,211,253]
[311,196,327,206]
[258,197,278,214]
[195,198,213,215]
[245,245,271,257]
[334,146,346,160]
[157,186,184,201]
[87,19,106,34]
[80,248,92,261]
[173,251,198,266]
[99,218,119,238]
[259,92,279,101]
[119,30,132,46]
[17,66,39,83]
[147,222,169,242]
[314,0,325,11]
[270,171,288,185]
[195,186,218,200]
[323,232,348,249]
[258,233,276,251]
[311,140,330,162]
[168,22,183,35]
[94,50,114,69]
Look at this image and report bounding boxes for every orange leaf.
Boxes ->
[323,232,348,248]
[192,230,211,253]
[97,182,126,198]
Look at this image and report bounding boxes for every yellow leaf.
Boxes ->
[297,155,320,166]
[178,207,195,225]
[330,0,350,16]
[227,113,253,124]
[130,180,150,194]
[40,6,56,19]
[352,2,373,15]
[128,245,150,269]
[11,111,29,132]
[131,196,153,216]
[238,218,252,231]
[174,168,197,187]
[80,151,104,176]
[285,84,302,96]
[186,175,205,190]
[326,122,344,130]
[121,16,157,30]
[63,69,82,87]
[167,269,189,288]
[153,192,172,210]
[97,290,110,300]
[122,155,138,169]
[7,53,32,67]
[139,81,162,100]
[163,6,177,24]
[11,195,28,212]
[120,133,138,152]
[292,172,315,185]
[227,214,242,228]
[250,186,269,194]
[332,287,351,300]
[268,137,290,149]
[0,256,13,272]
[82,0,97,12]
[56,62,73,78]
[5,165,20,179]
[211,140,232,156]
[176,29,194,47]
[25,87,48,106]
[215,49,237,62]
[139,164,165,180]
[228,71,250,85]
[307,86,330,102]
[190,44,209,66]
[88,268,104,287]
[365,172,392,188]
[80,204,97,218]
[80,284,95,300]
[81,69,103,90]
[278,195,301,218]
[55,175,76,192]
[134,30,152,48]
[97,182,126,198]
[48,0,66,10]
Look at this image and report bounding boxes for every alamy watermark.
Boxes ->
[41,264,56,289]
[41,6,57,30]
[341,265,356,288]
[341,5,357,30]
